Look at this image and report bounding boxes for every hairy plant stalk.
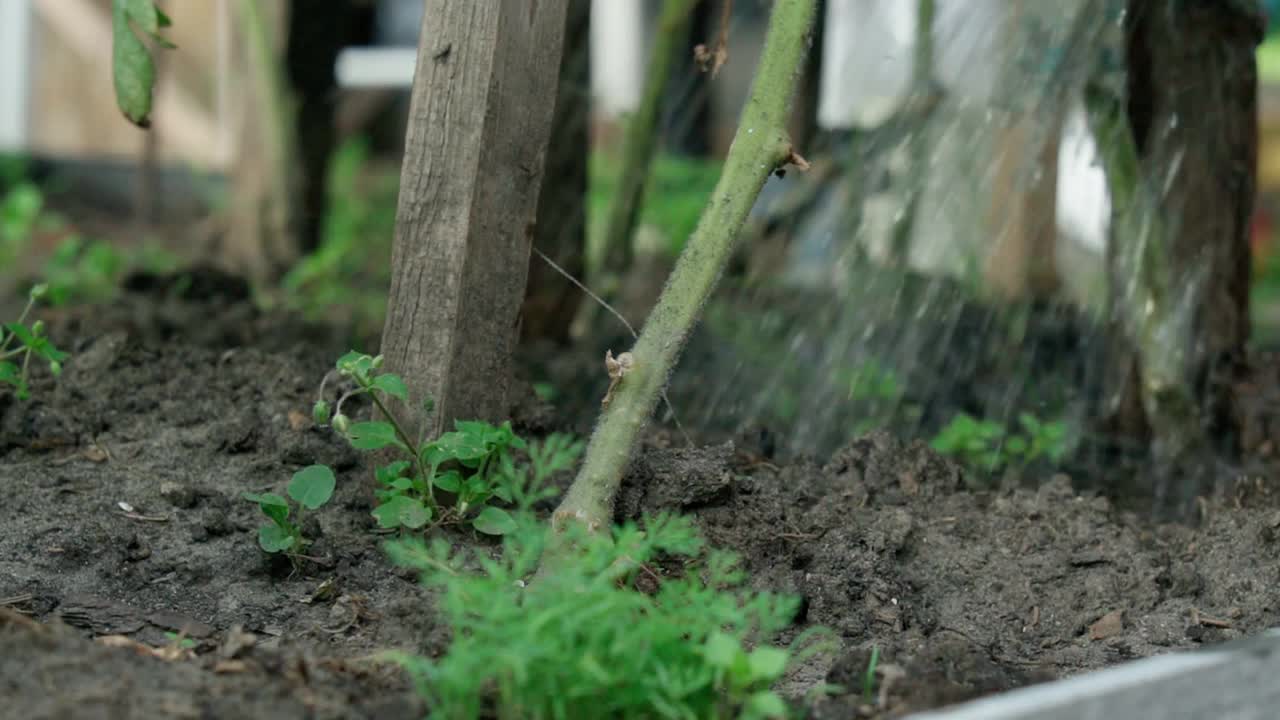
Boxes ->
[597,0,701,284]
[549,0,817,546]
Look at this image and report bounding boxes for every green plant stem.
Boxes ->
[548,0,817,547]
[0,296,36,356]
[597,0,701,283]
[366,389,433,505]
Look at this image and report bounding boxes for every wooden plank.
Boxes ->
[379,0,570,438]
[906,629,1280,720]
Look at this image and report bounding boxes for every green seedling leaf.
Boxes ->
[0,361,18,386]
[472,506,517,535]
[243,491,290,526]
[287,465,336,510]
[111,0,175,127]
[347,421,406,451]
[3,323,35,348]
[371,374,409,402]
[746,646,789,683]
[257,523,295,553]
[372,495,431,529]
[38,341,68,364]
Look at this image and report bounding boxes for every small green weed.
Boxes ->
[313,351,582,535]
[242,464,336,560]
[930,412,1069,473]
[163,631,198,650]
[41,236,177,306]
[385,513,832,719]
[841,359,901,403]
[862,646,881,705]
[1,181,44,260]
[1,284,68,400]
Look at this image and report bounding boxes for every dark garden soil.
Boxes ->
[4,270,1280,719]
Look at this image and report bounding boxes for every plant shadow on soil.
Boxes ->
[4,268,1280,718]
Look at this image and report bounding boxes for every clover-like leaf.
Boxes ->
[471,506,518,536]
[287,465,335,510]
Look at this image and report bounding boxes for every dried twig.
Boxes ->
[694,0,734,78]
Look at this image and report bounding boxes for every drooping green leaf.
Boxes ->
[111,0,176,127]
[371,374,409,402]
[471,506,517,535]
[257,523,295,553]
[347,421,406,451]
[287,465,336,510]
[372,495,431,529]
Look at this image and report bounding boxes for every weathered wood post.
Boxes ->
[1101,0,1262,508]
[521,0,591,345]
[379,1,571,439]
